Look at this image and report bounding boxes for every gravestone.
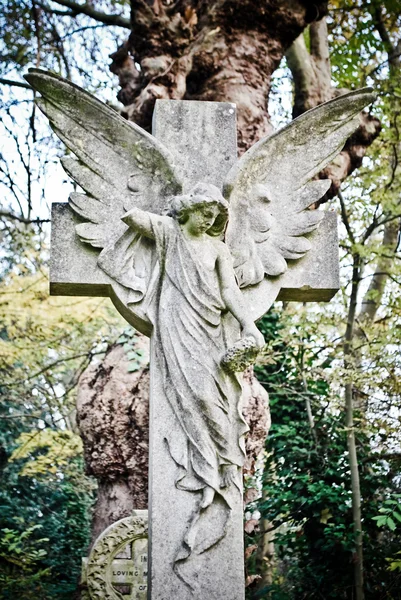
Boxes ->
[25,69,374,599]
[82,510,148,600]
[49,101,338,600]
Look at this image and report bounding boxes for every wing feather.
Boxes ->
[256,242,288,277]
[75,223,109,248]
[285,211,324,236]
[69,193,109,224]
[295,180,331,211]
[225,88,376,287]
[61,157,116,204]
[274,235,312,259]
[25,69,183,248]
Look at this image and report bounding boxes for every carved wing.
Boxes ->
[224,88,376,288]
[25,68,182,249]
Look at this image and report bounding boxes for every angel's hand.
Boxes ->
[121,207,155,239]
[241,322,265,349]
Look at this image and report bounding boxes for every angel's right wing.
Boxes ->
[25,69,183,250]
[224,88,376,288]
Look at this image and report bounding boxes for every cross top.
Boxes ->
[26,68,374,599]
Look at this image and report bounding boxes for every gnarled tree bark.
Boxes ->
[111,0,329,151]
[76,338,150,546]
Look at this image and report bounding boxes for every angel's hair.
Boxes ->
[167,182,229,236]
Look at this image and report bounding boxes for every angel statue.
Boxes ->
[25,68,374,587]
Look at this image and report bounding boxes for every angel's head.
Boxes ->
[168,182,228,237]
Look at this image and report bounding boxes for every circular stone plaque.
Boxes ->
[86,512,148,600]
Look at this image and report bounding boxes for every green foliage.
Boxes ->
[117,328,148,372]
[0,242,124,597]
[247,308,401,599]
[9,429,83,477]
[372,496,401,531]
[0,455,94,599]
[0,525,51,599]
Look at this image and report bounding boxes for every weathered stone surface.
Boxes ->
[50,203,339,313]
[152,100,237,190]
[277,211,339,302]
[26,69,374,600]
[147,101,246,600]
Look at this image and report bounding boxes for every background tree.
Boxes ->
[1,1,400,599]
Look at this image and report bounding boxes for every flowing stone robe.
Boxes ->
[99,213,248,582]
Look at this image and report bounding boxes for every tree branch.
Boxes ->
[362,452,401,465]
[2,350,105,387]
[0,210,50,224]
[0,77,32,90]
[36,1,76,17]
[338,190,355,245]
[286,18,331,118]
[309,19,331,100]
[286,33,316,114]
[51,0,130,28]
[371,6,395,56]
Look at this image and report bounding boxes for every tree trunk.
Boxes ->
[111,0,329,152]
[76,337,150,547]
[343,257,364,600]
[286,18,381,202]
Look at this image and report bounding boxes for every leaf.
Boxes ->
[320,508,333,524]
[9,430,83,477]
[387,559,401,572]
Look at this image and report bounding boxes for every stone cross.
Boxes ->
[25,66,373,598]
[50,99,339,600]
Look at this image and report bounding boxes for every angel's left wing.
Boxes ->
[25,68,182,251]
[26,69,183,304]
[224,89,376,288]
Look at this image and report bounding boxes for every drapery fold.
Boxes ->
[149,215,247,584]
[99,214,247,586]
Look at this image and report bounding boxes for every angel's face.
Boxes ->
[184,203,220,236]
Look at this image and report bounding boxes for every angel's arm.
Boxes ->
[121,207,155,239]
[217,243,264,348]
